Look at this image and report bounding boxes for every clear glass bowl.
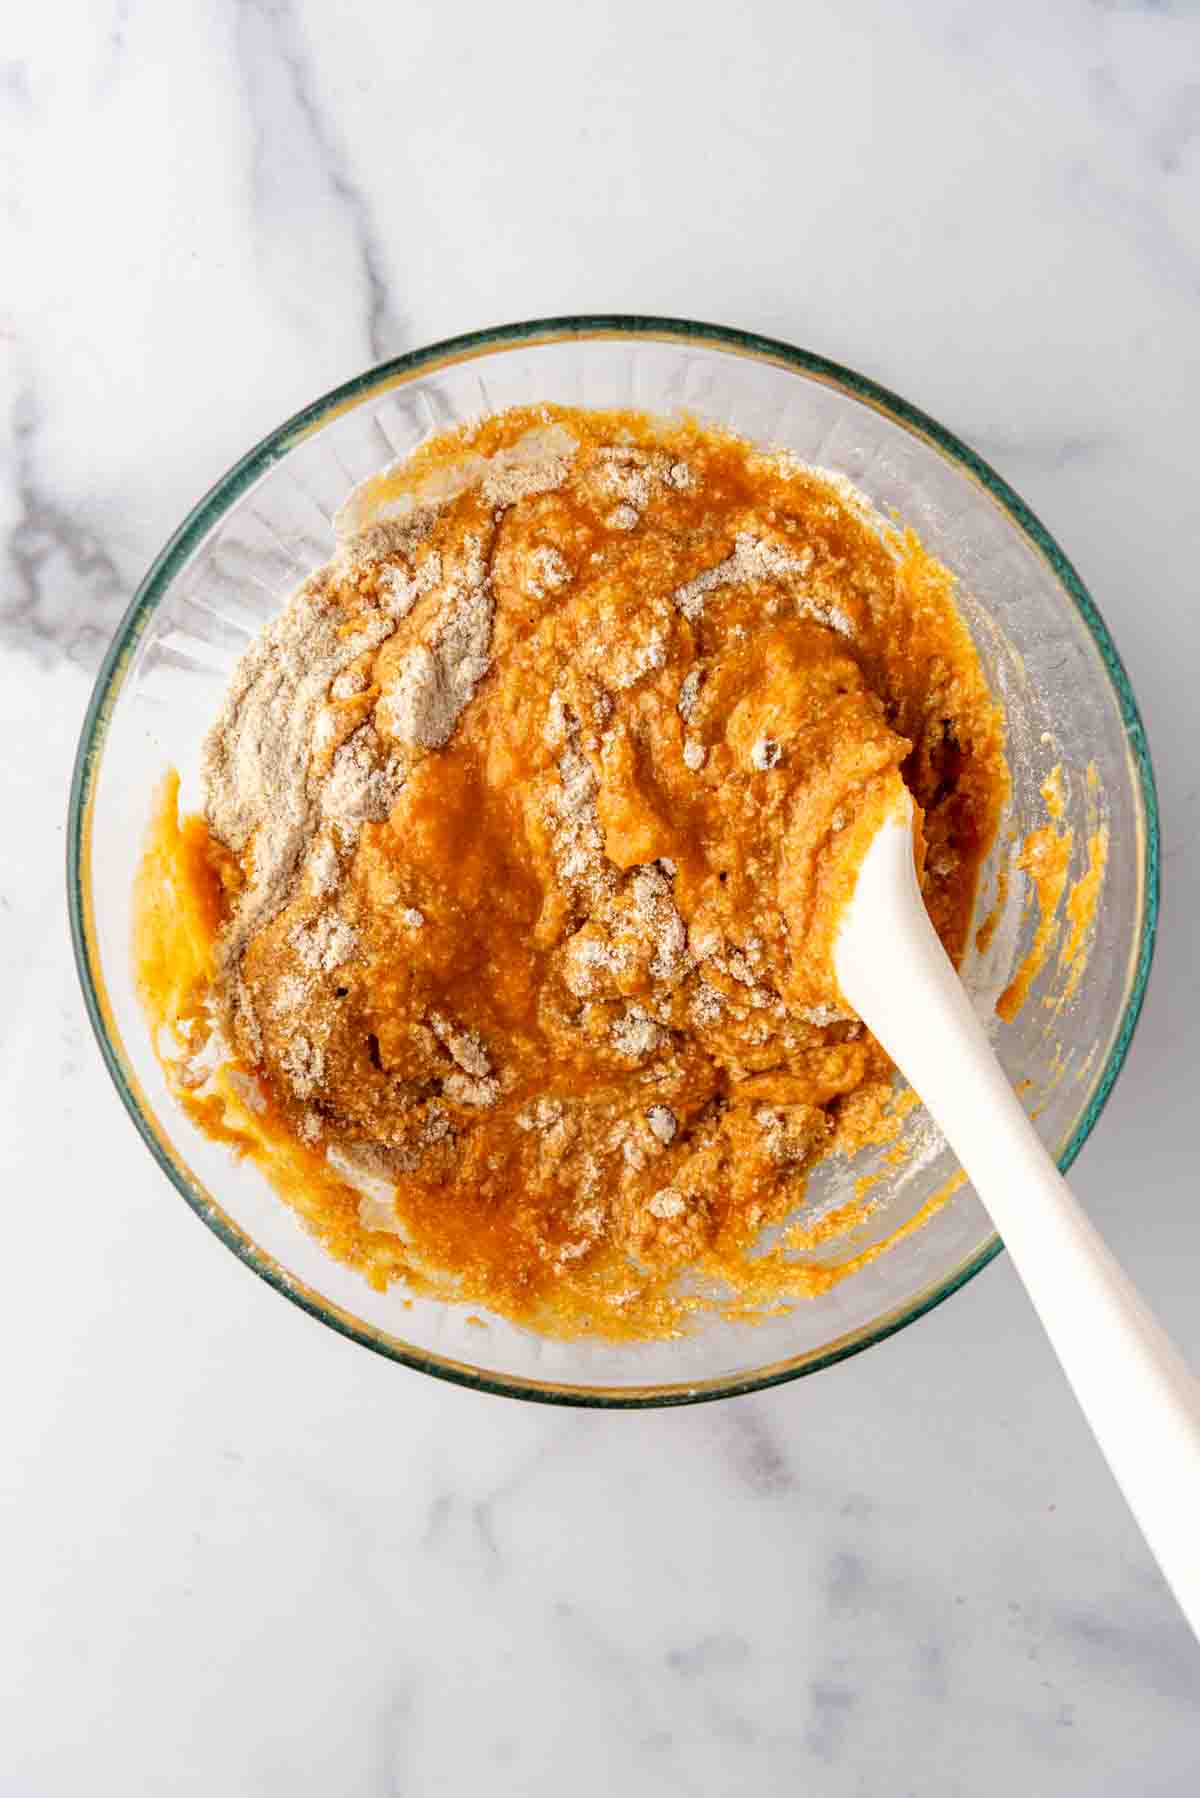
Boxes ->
[68,317,1158,1406]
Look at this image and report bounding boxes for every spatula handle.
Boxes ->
[837,810,1200,1640]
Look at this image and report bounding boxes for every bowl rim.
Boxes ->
[66,313,1160,1407]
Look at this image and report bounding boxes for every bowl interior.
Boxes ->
[70,321,1155,1403]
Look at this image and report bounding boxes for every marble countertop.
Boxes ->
[4,2,1200,1790]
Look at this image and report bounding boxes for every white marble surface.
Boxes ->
[3,1,1200,1790]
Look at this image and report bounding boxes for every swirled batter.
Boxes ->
[135,407,1007,1337]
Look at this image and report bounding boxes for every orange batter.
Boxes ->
[134,407,1008,1338]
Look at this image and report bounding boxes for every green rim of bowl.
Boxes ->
[66,314,1160,1408]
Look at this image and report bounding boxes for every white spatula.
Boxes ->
[835,787,1200,1640]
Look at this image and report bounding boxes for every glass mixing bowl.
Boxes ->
[68,317,1158,1406]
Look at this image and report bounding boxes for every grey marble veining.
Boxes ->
[234,0,407,366]
[3,2,1200,1792]
[3,385,130,668]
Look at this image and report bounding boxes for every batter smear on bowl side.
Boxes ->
[134,406,1009,1338]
